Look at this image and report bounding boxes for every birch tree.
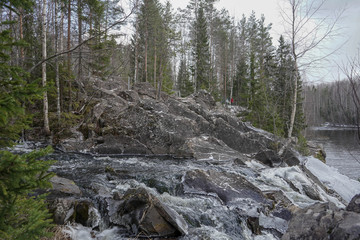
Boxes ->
[42,0,50,135]
[280,0,341,140]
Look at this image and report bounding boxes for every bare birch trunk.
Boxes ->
[42,0,50,135]
[55,0,61,123]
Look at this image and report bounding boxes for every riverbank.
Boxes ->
[305,126,360,180]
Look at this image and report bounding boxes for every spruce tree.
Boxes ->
[192,3,210,92]
[177,58,193,97]
[0,1,55,238]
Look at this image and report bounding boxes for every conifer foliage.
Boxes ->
[0,1,55,239]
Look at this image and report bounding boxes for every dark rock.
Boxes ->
[247,216,261,235]
[255,150,282,167]
[59,77,284,161]
[214,118,265,154]
[281,148,300,166]
[93,135,151,155]
[191,90,216,110]
[110,188,188,237]
[330,211,360,240]
[347,194,360,213]
[302,184,322,201]
[282,202,360,240]
[48,198,100,228]
[183,169,266,204]
[264,190,297,221]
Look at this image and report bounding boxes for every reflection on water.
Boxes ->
[306,127,360,180]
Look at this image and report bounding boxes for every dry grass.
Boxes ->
[41,225,71,240]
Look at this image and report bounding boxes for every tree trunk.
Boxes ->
[154,44,157,87]
[55,0,61,123]
[42,0,50,135]
[145,28,148,83]
[19,8,24,66]
[58,1,64,109]
[77,0,82,82]
[67,0,72,112]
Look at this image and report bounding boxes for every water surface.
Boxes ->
[306,127,360,180]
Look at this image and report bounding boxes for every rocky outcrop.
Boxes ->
[282,202,360,240]
[58,81,300,167]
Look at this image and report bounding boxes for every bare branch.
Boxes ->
[29,1,138,74]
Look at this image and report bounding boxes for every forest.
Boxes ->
[1,0,359,238]
[303,75,360,127]
[0,0,309,144]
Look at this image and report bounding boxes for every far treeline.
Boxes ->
[304,79,360,127]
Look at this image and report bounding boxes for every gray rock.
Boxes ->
[182,169,266,204]
[49,175,82,197]
[282,202,360,240]
[331,211,360,240]
[111,188,188,237]
[60,79,286,163]
[347,194,360,213]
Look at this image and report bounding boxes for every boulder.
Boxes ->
[48,198,100,228]
[347,194,360,213]
[110,188,188,237]
[281,148,300,166]
[282,202,360,240]
[182,169,266,204]
[255,150,282,167]
[49,175,82,198]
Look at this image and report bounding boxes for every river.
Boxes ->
[305,127,360,181]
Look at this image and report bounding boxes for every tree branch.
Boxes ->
[29,1,138,74]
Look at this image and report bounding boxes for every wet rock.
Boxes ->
[110,188,188,237]
[347,194,360,213]
[282,202,360,240]
[93,135,151,155]
[281,148,300,166]
[49,175,82,198]
[48,198,100,228]
[48,197,77,225]
[183,169,266,204]
[264,190,297,221]
[255,150,282,167]
[302,184,322,201]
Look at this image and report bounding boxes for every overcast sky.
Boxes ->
[163,0,360,84]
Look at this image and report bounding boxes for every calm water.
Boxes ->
[306,127,360,180]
